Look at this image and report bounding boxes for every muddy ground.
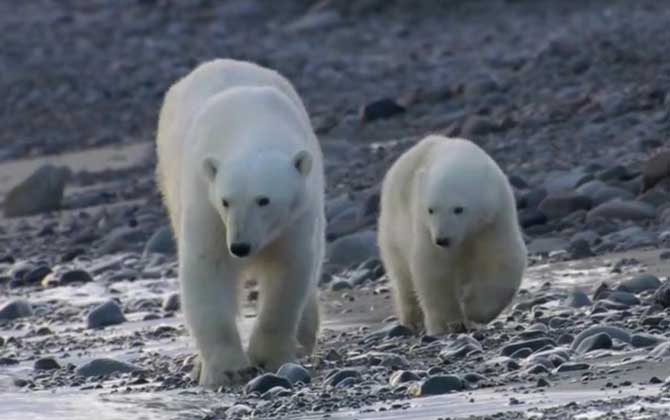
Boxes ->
[2,1,670,419]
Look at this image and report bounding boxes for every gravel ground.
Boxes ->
[2,1,670,419]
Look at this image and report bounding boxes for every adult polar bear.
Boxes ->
[156,59,324,387]
[379,135,526,335]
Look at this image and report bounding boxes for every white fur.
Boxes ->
[156,59,324,388]
[378,135,527,335]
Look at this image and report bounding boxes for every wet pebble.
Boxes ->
[34,357,61,370]
[440,335,483,359]
[245,373,292,395]
[162,293,180,312]
[501,338,556,356]
[76,358,144,377]
[87,300,127,329]
[653,281,670,308]
[415,375,463,396]
[575,332,612,354]
[360,98,405,122]
[325,369,361,387]
[631,333,666,348]
[277,363,311,385]
[389,370,420,386]
[556,362,590,373]
[60,269,93,285]
[565,289,592,308]
[571,325,631,351]
[0,299,33,320]
[618,274,661,293]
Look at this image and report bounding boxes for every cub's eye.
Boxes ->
[453,206,464,215]
[257,197,270,207]
[428,207,434,215]
[222,199,229,208]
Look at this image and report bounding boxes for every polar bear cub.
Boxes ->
[156,59,324,388]
[378,135,526,335]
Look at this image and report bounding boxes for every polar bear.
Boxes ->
[378,135,526,335]
[156,59,324,388]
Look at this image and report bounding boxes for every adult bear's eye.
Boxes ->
[453,206,464,215]
[257,197,270,207]
[428,207,434,215]
[222,199,229,208]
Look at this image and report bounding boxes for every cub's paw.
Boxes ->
[248,332,298,372]
[195,353,256,389]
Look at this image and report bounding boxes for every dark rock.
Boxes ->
[245,373,292,395]
[544,169,592,194]
[440,335,483,359]
[325,369,361,387]
[330,278,353,291]
[631,333,665,348]
[389,370,420,386]
[501,338,556,356]
[567,239,594,259]
[143,226,176,257]
[538,193,592,219]
[418,375,464,396]
[277,363,311,385]
[571,326,631,351]
[360,98,405,122]
[597,291,640,306]
[0,299,32,320]
[527,237,568,254]
[0,357,19,365]
[575,332,612,354]
[618,274,661,294]
[162,293,180,312]
[654,281,670,308]
[587,200,656,221]
[565,289,592,308]
[76,358,144,377]
[510,348,533,359]
[519,209,547,228]
[556,363,590,373]
[641,150,670,193]
[87,300,126,329]
[4,164,71,217]
[22,266,52,286]
[60,269,93,285]
[34,357,61,370]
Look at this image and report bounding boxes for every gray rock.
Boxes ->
[87,300,126,329]
[0,299,32,320]
[567,239,594,259]
[277,363,311,385]
[22,265,52,286]
[419,375,464,396]
[326,193,354,221]
[360,98,406,122]
[576,332,612,354]
[330,277,353,291]
[587,199,656,221]
[519,209,548,228]
[501,338,556,356]
[440,334,483,359]
[618,274,661,294]
[76,358,144,377]
[162,293,180,312]
[538,193,592,219]
[565,289,592,308]
[325,369,361,387]
[326,206,364,240]
[571,326,631,351]
[4,164,71,218]
[327,230,379,268]
[631,333,666,348]
[34,357,61,370]
[143,226,176,257]
[286,10,342,33]
[245,373,292,395]
[544,169,592,194]
[99,227,145,254]
[364,322,413,341]
[556,363,590,373]
[597,290,640,306]
[527,237,568,254]
[650,342,670,358]
[60,269,93,285]
[389,370,420,386]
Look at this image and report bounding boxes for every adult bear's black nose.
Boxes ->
[435,237,451,248]
[230,243,251,257]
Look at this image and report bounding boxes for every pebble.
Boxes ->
[245,373,292,395]
[76,358,144,377]
[389,370,420,386]
[501,338,556,356]
[564,289,592,308]
[363,322,413,341]
[60,269,93,285]
[327,230,379,268]
[556,363,590,373]
[34,357,61,370]
[330,278,353,291]
[360,98,405,122]
[87,300,127,329]
[325,369,361,387]
[440,335,483,359]
[538,192,592,219]
[21,266,52,286]
[277,363,311,385]
[575,332,612,354]
[567,239,594,259]
[570,326,631,351]
[650,342,670,358]
[162,293,180,312]
[587,199,656,221]
[599,291,640,306]
[0,299,33,320]
[641,150,670,192]
[416,375,463,396]
[653,281,670,308]
[3,164,71,217]
[631,333,666,348]
[618,274,661,293]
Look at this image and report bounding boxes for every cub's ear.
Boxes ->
[202,157,219,182]
[292,150,312,176]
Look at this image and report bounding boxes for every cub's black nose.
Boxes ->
[230,243,251,257]
[435,237,451,248]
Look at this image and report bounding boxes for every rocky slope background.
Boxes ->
[2,1,670,419]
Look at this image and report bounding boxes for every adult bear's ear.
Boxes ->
[292,150,312,176]
[202,157,219,182]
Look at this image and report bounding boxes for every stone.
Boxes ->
[527,237,568,254]
[60,269,93,285]
[650,342,670,358]
[162,293,180,312]
[617,274,661,294]
[389,370,420,386]
[0,299,32,320]
[327,230,379,268]
[360,98,405,122]
[587,199,656,221]
[87,300,126,329]
[21,266,52,286]
[565,289,592,308]
[245,373,292,395]
[3,164,71,218]
[363,322,413,342]
[544,169,592,194]
[641,150,670,192]
[518,209,547,228]
[277,363,311,385]
[143,226,176,257]
[501,338,556,356]
[76,358,144,377]
[325,369,361,387]
[538,193,592,219]
[440,335,483,359]
[99,227,145,254]
[631,333,665,348]
[654,281,670,308]
[556,363,590,373]
[570,326,631,351]
[416,375,463,396]
[34,357,61,370]
[461,115,499,136]
[567,239,594,259]
[575,332,612,354]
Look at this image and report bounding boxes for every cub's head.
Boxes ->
[202,150,312,258]
[416,160,497,251]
